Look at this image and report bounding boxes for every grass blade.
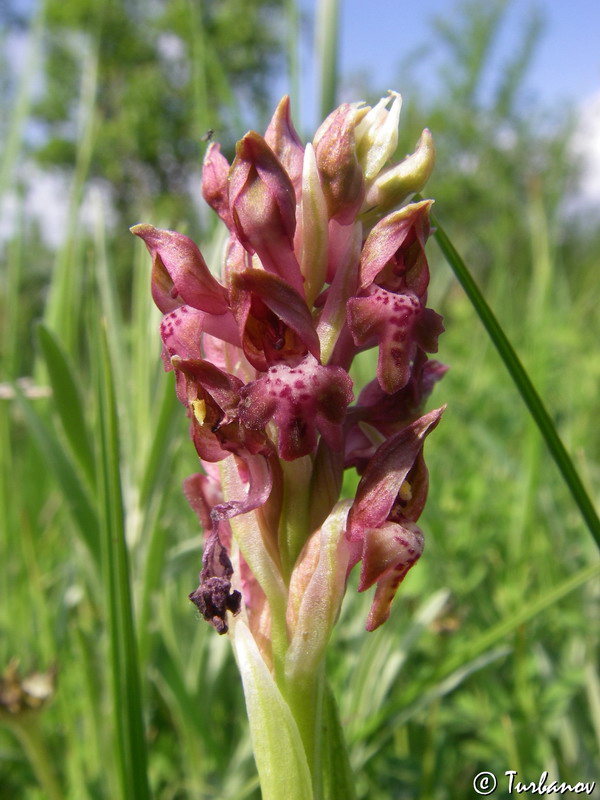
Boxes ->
[36,322,95,485]
[44,42,99,352]
[93,318,150,800]
[0,1,46,206]
[429,205,600,551]
[316,0,340,118]
[284,0,301,119]
[14,386,100,563]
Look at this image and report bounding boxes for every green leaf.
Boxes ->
[36,322,95,484]
[14,385,100,563]
[321,682,356,800]
[93,318,150,800]
[316,0,340,118]
[231,619,313,800]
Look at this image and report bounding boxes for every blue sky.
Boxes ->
[291,0,600,129]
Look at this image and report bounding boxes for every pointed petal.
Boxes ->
[315,220,362,364]
[131,224,229,313]
[296,143,329,306]
[264,95,305,197]
[363,129,435,218]
[358,200,432,295]
[346,407,444,540]
[355,91,402,181]
[313,103,366,223]
[229,132,304,295]
[202,142,233,227]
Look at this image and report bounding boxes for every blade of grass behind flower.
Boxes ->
[343,589,450,735]
[13,385,101,563]
[137,379,181,666]
[129,234,183,663]
[321,681,357,800]
[186,0,209,124]
[1,230,24,379]
[0,0,45,206]
[44,44,99,353]
[284,0,301,119]
[36,322,95,486]
[316,0,339,118]
[93,197,130,441]
[428,204,600,552]
[93,316,150,800]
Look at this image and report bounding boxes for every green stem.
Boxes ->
[428,205,600,552]
[9,716,62,800]
[278,457,313,581]
[285,0,301,119]
[316,0,339,119]
[283,663,326,799]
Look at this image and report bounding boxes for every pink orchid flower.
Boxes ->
[132,91,443,654]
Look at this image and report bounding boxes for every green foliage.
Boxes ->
[27,0,285,222]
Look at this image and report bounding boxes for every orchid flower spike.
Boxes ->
[132,91,443,658]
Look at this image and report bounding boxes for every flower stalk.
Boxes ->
[133,91,444,798]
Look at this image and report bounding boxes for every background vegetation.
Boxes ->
[1,0,598,797]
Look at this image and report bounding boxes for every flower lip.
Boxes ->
[238,354,354,461]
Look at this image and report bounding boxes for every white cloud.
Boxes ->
[572,90,600,207]
[0,165,116,250]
